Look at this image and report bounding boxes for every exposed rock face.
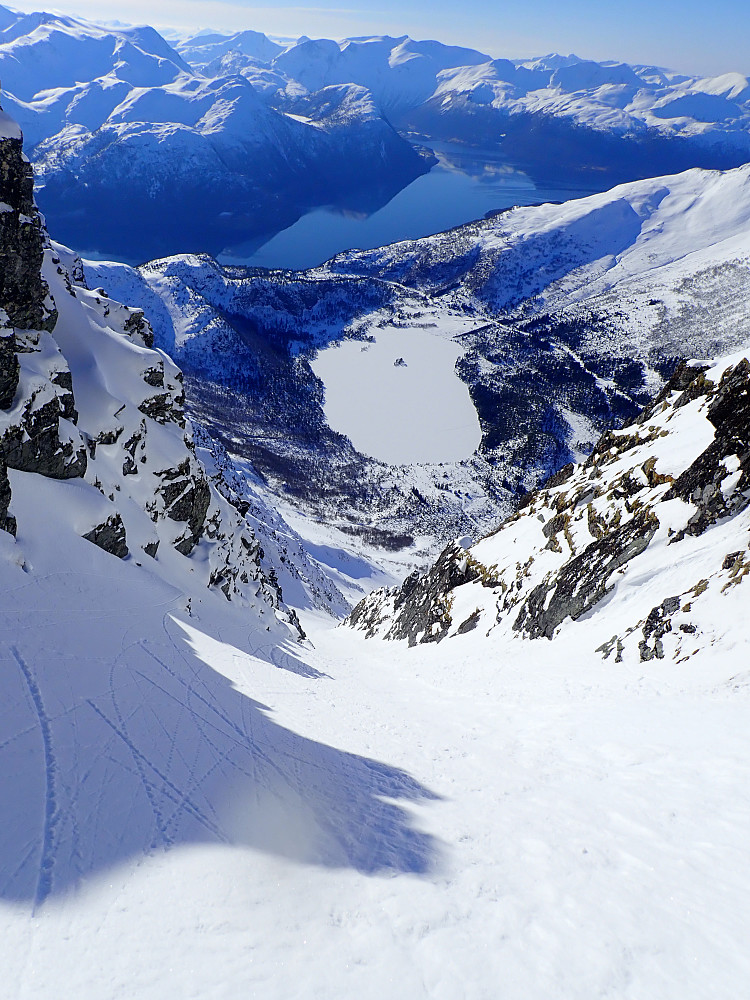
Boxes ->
[347,353,750,654]
[157,459,211,555]
[82,513,128,558]
[513,509,659,639]
[0,103,83,528]
[348,542,487,643]
[0,102,303,638]
[1,386,87,479]
[0,326,18,409]
[664,358,750,539]
[0,454,15,535]
[0,114,56,333]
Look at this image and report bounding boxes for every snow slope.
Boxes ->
[1,356,749,999]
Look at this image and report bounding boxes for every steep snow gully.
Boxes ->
[0,80,750,1000]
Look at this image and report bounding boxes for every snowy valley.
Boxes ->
[0,11,749,994]
[83,161,750,563]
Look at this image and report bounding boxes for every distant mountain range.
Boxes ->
[0,9,430,260]
[1,6,749,261]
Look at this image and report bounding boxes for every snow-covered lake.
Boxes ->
[311,327,482,464]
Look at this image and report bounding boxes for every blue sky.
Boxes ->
[11,0,750,75]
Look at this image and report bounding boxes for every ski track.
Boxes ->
[11,647,59,911]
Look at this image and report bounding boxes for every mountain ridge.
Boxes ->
[1,6,749,259]
[84,161,750,564]
[347,352,750,663]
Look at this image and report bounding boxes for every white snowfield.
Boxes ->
[1,519,750,998]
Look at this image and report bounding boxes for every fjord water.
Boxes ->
[221,139,601,270]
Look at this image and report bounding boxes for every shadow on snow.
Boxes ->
[0,602,441,909]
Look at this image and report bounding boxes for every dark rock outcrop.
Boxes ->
[1,391,86,479]
[637,595,681,661]
[123,310,154,349]
[0,454,15,534]
[0,327,19,409]
[513,510,660,640]
[0,103,85,518]
[0,117,57,333]
[157,460,211,555]
[665,358,750,539]
[82,513,128,558]
[349,541,485,644]
[348,354,750,652]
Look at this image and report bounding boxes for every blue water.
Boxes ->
[221,140,600,270]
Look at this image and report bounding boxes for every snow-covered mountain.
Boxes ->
[179,29,750,153]
[0,8,430,260]
[177,28,285,70]
[1,6,749,261]
[84,162,750,564]
[400,54,750,180]
[348,351,750,658]
[178,30,750,183]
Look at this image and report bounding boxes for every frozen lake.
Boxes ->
[221,140,598,270]
[311,326,482,465]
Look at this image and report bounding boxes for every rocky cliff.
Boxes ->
[0,102,302,635]
[347,354,750,661]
